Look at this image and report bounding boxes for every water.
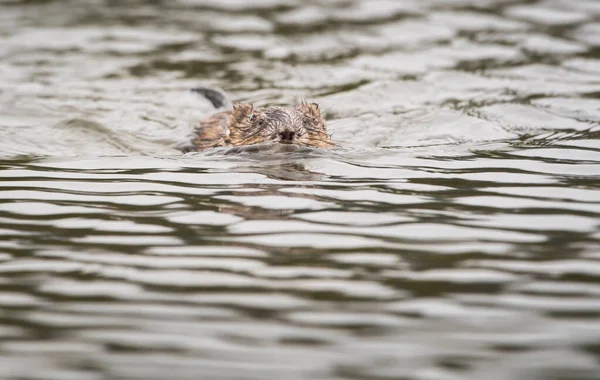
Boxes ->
[1,0,600,379]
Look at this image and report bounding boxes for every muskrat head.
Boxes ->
[188,100,335,152]
[228,102,334,148]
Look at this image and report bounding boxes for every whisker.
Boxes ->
[324,120,346,126]
[321,101,339,115]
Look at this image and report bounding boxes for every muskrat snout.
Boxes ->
[279,129,295,144]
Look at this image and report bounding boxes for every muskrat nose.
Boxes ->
[279,130,295,143]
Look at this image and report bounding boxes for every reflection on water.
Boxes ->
[1,0,600,379]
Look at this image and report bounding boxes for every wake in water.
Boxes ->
[0,86,221,158]
[1,83,525,159]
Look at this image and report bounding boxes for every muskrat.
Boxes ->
[182,87,334,152]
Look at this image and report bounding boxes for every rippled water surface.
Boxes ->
[1,0,600,379]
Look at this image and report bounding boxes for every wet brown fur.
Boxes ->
[190,102,334,151]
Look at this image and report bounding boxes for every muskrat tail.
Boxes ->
[190,86,233,111]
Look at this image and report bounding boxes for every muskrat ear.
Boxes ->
[297,101,321,119]
[232,103,254,120]
[189,111,231,152]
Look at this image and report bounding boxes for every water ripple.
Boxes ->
[1,0,600,379]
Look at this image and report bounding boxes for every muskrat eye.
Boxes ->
[248,114,255,122]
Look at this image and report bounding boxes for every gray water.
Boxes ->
[1,0,600,379]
